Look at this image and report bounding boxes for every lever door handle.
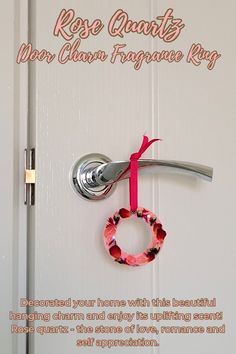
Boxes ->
[71,153,213,200]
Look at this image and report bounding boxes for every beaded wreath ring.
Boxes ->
[103,207,167,266]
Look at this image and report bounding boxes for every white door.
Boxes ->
[3,1,236,354]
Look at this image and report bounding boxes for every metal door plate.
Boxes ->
[71,153,116,200]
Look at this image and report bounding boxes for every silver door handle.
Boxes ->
[71,153,213,200]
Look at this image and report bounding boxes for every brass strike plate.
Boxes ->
[24,148,35,205]
[25,169,36,184]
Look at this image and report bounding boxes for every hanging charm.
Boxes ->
[103,135,167,266]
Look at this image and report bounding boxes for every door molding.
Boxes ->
[0,0,28,353]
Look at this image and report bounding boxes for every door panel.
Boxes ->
[29,1,235,353]
[30,1,158,353]
[158,2,235,352]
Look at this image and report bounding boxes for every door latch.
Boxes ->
[24,148,35,205]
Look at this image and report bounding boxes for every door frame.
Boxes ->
[0,1,28,353]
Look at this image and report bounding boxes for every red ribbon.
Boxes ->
[129,135,160,212]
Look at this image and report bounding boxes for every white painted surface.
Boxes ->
[0,1,28,353]
[157,1,236,352]
[27,1,236,354]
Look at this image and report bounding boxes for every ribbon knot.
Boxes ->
[129,135,160,212]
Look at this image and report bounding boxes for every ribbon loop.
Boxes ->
[129,135,160,212]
